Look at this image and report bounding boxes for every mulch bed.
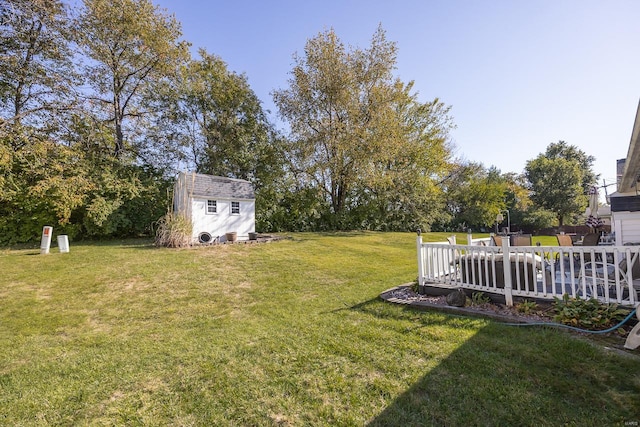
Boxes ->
[380,284,640,355]
[380,283,555,324]
[380,283,640,357]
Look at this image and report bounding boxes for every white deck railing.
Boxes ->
[417,235,640,307]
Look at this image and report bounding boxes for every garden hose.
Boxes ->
[504,307,638,335]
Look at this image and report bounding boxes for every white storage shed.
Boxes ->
[173,172,255,243]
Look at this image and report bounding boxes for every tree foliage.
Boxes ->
[442,163,508,230]
[520,207,557,232]
[76,0,189,159]
[150,50,282,180]
[273,26,453,230]
[0,0,77,127]
[0,125,91,243]
[498,171,554,232]
[147,49,286,230]
[525,141,597,226]
[0,4,463,243]
[544,140,597,192]
[0,0,184,244]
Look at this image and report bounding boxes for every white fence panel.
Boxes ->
[417,235,640,308]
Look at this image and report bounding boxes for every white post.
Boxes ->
[467,230,473,245]
[417,234,424,289]
[502,237,514,306]
[40,226,53,254]
[57,235,69,253]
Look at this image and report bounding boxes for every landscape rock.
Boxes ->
[446,289,467,307]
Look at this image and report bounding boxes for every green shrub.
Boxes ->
[470,291,491,305]
[516,299,538,314]
[410,281,419,293]
[552,294,629,330]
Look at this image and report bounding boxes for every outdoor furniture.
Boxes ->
[511,234,532,246]
[556,234,573,247]
[573,233,600,247]
[577,253,640,301]
[459,253,551,292]
[578,233,603,263]
[555,234,580,268]
[490,234,533,246]
[599,232,615,245]
[580,233,601,246]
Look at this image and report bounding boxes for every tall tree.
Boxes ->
[150,50,281,182]
[544,140,598,192]
[500,171,542,231]
[0,0,77,128]
[443,163,508,231]
[76,0,189,159]
[57,110,173,238]
[147,49,286,231]
[353,90,453,231]
[273,26,453,230]
[525,141,597,226]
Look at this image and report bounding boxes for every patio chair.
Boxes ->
[576,253,640,302]
[511,234,532,246]
[581,233,601,246]
[579,233,603,263]
[555,234,580,268]
[490,235,503,247]
[556,234,573,247]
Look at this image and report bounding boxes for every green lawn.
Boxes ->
[1,232,639,426]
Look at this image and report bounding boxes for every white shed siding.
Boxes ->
[172,172,256,243]
[191,198,255,242]
[612,211,640,245]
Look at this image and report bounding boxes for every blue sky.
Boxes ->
[155,0,640,194]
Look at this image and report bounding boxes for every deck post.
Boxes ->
[502,237,514,306]
[417,232,424,290]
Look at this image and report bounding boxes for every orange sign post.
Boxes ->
[40,226,53,254]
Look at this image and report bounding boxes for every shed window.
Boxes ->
[231,201,240,215]
[206,200,217,214]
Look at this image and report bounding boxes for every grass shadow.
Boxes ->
[346,297,488,328]
[366,314,640,426]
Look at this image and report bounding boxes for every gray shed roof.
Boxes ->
[180,172,255,199]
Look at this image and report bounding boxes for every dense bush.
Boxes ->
[552,294,629,330]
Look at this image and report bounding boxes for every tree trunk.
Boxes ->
[113,90,124,158]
